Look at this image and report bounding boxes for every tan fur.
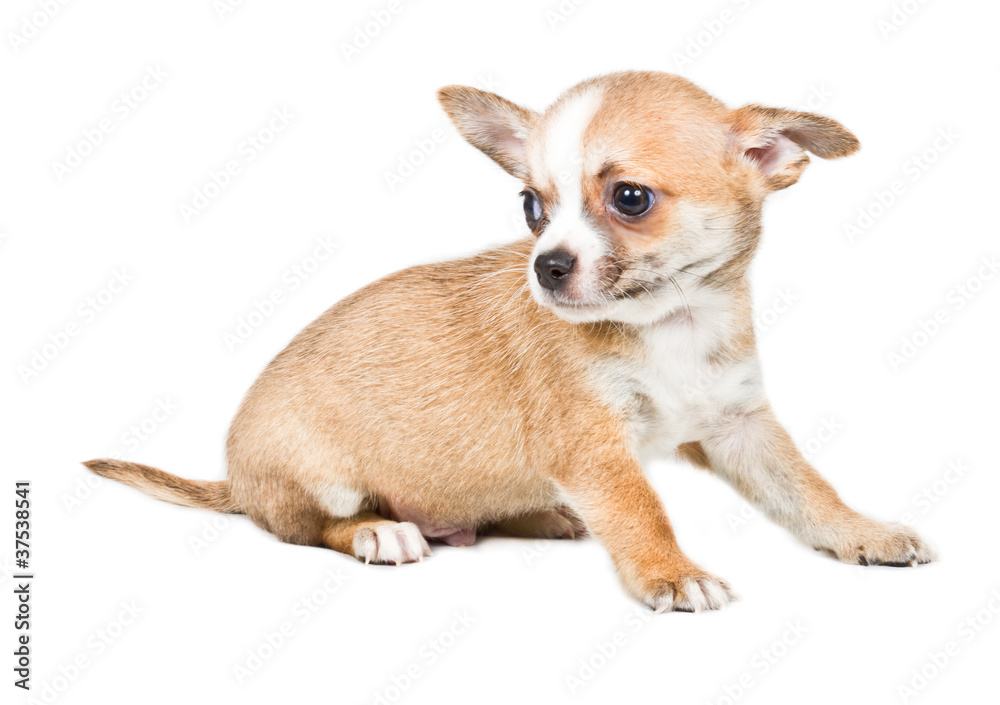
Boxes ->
[84,459,240,513]
[85,71,932,612]
[491,508,584,539]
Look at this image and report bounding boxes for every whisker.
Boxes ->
[667,274,693,327]
[625,264,724,287]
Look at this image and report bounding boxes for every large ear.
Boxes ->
[437,86,538,180]
[728,104,860,192]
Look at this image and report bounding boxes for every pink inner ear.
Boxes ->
[744,133,802,176]
[494,128,528,166]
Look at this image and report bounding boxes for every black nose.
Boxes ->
[534,250,576,292]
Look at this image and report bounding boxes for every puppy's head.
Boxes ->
[439,71,858,324]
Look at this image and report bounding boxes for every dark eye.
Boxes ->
[612,182,653,217]
[522,190,543,228]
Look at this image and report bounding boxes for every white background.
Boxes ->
[2,1,998,703]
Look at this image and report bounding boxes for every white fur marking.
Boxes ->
[531,90,608,301]
[316,484,365,518]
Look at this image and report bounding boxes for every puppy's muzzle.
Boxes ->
[534,249,576,292]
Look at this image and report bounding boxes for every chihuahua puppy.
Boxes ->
[86,71,934,612]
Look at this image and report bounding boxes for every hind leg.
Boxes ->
[233,472,432,565]
[323,512,432,565]
[492,507,587,539]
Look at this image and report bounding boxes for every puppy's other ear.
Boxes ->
[438,86,538,179]
[729,104,860,192]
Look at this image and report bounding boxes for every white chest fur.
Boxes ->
[590,291,765,460]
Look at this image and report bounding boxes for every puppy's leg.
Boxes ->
[492,507,586,539]
[322,512,432,566]
[699,405,935,566]
[557,444,737,612]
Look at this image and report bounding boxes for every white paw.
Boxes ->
[352,522,432,565]
[644,572,739,614]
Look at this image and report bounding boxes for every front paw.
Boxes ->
[821,521,936,567]
[631,566,739,613]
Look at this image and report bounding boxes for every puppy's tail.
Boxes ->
[82,459,242,514]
